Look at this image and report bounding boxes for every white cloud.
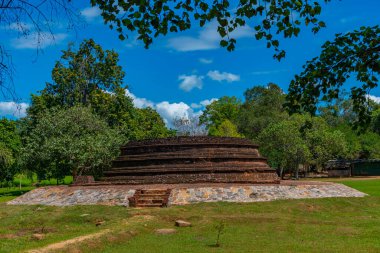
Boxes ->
[156,101,193,125]
[207,70,240,82]
[367,95,380,103]
[199,58,213,64]
[81,7,102,22]
[4,22,32,33]
[191,98,218,109]
[178,74,204,92]
[340,16,359,24]
[168,21,254,52]
[0,101,29,117]
[11,32,68,49]
[125,89,216,127]
[200,98,218,106]
[125,89,155,108]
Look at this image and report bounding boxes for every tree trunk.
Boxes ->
[295,166,299,180]
[279,167,284,180]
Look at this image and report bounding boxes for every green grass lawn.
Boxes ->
[12,175,73,187]
[0,179,379,253]
[0,175,73,204]
[334,179,380,196]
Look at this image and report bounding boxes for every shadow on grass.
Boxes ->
[0,188,32,197]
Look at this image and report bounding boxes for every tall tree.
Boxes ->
[237,83,288,139]
[0,143,15,184]
[317,96,356,128]
[42,39,125,107]
[125,107,175,140]
[286,26,380,131]
[257,117,311,179]
[20,106,122,181]
[0,118,21,184]
[212,119,243,138]
[26,39,172,141]
[258,114,348,178]
[200,96,241,136]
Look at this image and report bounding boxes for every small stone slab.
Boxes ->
[155,228,176,235]
[175,220,192,227]
[31,233,45,240]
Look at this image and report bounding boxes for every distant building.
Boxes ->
[325,159,380,177]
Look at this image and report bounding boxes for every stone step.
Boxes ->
[129,188,171,208]
[137,199,164,204]
[139,190,168,194]
[135,203,163,207]
[137,194,167,199]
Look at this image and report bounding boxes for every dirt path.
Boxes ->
[27,215,155,253]
[27,229,112,253]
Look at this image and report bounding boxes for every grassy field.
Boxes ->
[0,175,73,203]
[12,175,73,187]
[0,179,379,253]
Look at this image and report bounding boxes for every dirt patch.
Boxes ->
[0,234,18,239]
[297,202,322,212]
[27,229,111,253]
[27,215,155,253]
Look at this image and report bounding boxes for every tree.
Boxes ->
[0,144,15,185]
[93,0,329,60]
[237,83,288,139]
[26,39,172,141]
[302,116,348,170]
[372,108,380,135]
[125,107,175,140]
[0,118,21,155]
[286,26,380,131]
[0,118,21,184]
[258,114,348,178]
[318,95,356,127]
[257,117,311,179]
[20,106,122,181]
[200,96,241,136]
[212,119,243,138]
[40,39,126,107]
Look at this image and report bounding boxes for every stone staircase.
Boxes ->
[128,189,171,208]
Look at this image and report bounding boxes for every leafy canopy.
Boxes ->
[286,26,380,130]
[20,106,122,180]
[258,114,348,176]
[0,119,21,183]
[92,0,329,60]
[26,39,172,141]
[237,83,288,139]
[200,96,242,136]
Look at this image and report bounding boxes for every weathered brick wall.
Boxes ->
[100,136,280,185]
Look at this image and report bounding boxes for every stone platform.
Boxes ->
[7,181,366,207]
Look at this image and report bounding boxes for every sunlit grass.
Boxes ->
[0,178,379,252]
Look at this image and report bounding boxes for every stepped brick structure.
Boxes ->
[99,136,280,184]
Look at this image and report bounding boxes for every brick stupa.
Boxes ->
[99,137,280,184]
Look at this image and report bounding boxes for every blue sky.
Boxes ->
[0,0,379,125]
